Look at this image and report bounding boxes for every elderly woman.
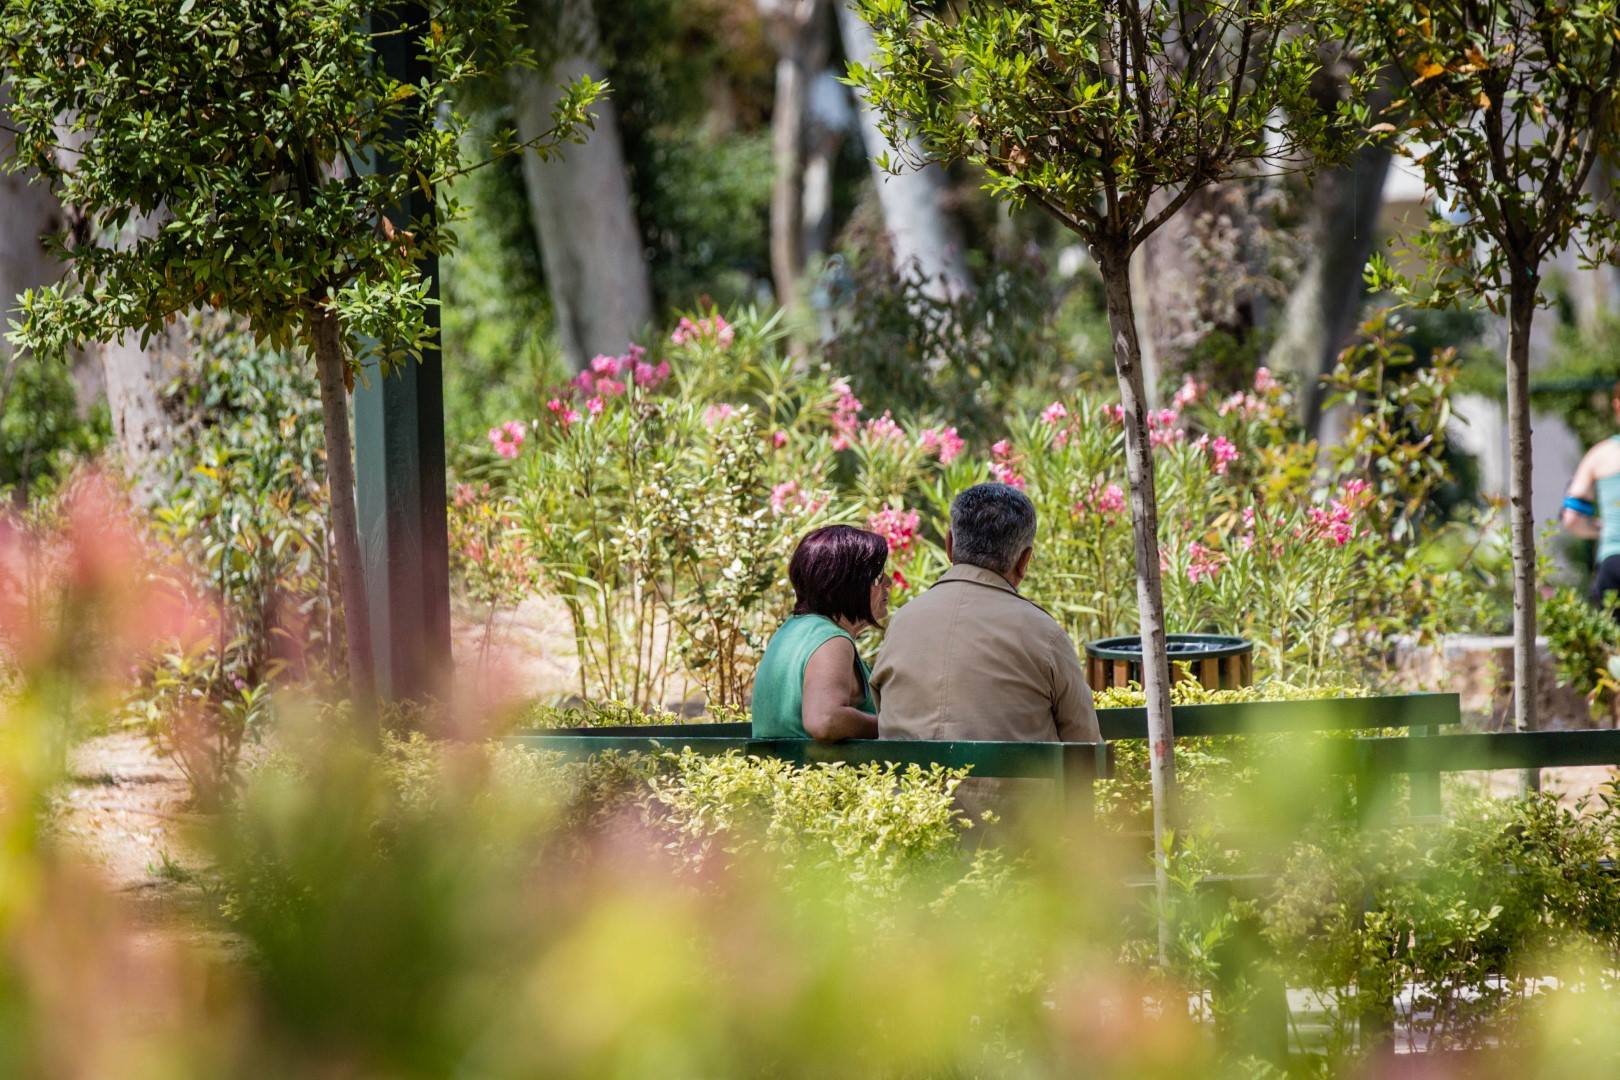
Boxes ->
[751,525,890,741]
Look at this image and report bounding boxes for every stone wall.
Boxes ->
[1391,635,1608,730]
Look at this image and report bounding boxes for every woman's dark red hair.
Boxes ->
[788,525,889,626]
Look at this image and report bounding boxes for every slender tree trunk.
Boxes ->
[835,1,971,304]
[511,0,651,371]
[309,306,376,715]
[760,0,828,306]
[1506,276,1538,794]
[1099,246,1176,964]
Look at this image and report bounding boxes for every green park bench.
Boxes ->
[504,691,1466,824]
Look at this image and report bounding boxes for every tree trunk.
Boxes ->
[1506,276,1538,794]
[1099,245,1176,964]
[100,325,185,496]
[760,0,828,306]
[801,70,851,268]
[835,1,971,304]
[1268,141,1393,436]
[511,0,651,371]
[309,306,376,714]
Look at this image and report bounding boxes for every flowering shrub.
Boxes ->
[455,307,1488,705]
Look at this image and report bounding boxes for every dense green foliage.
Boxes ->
[0,0,597,371]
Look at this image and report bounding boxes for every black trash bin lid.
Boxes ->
[1085,633,1251,661]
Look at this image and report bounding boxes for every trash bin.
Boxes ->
[1083,633,1253,693]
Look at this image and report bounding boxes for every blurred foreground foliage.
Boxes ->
[5,491,1620,1073]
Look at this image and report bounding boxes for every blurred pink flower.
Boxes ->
[990,462,1027,489]
[864,412,906,444]
[1172,377,1201,410]
[772,430,789,449]
[586,396,606,417]
[918,426,964,464]
[1074,482,1126,522]
[830,379,862,450]
[770,481,800,515]
[1254,366,1278,394]
[1209,435,1240,475]
[547,398,581,429]
[671,313,735,348]
[1186,541,1224,584]
[595,377,626,398]
[703,403,736,427]
[488,421,526,459]
[1102,403,1126,424]
[1041,401,1069,426]
[590,354,622,377]
[868,505,921,553]
[991,439,1013,460]
[634,360,671,388]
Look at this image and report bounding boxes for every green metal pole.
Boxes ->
[353,5,452,704]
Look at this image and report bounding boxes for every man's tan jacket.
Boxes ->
[871,562,1100,743]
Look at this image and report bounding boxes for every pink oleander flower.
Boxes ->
[595,377,626,398]
[772,430,789,449]
[1342,478,1370,501]
[864,411,906,444]
[488,420,526,459]
[670,313,735,348]
[892,568,909,592]
[703,403,736,427]
[1041,401,1069,426]
[990,461,1027,489]
[1254,366,1277,394]
[590,354,622,377]
[918,426,964,464]
[1306,499,1358,546]
[1096,482,1125,516]
[1173,377,1201,410]
[1074,481,1126,522]
[868,505,921,553]
[1219,391,1263,418]
[1209,435,1240,476]
[1103,403,1126,424]
[586,396,606,417]
[573,370,596,394]
[770,481,800,515]
[1186,541,1224,584]
[829,379,862,450]
[547,398,581,429]
[991,439,1013,460]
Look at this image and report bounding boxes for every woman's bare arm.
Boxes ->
[801,637,878,742]
[1563,448,1602,539]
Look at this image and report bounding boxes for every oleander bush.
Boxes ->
[458,306,1494,708]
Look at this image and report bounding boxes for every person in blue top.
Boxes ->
[1561,384,1620,614]
[751,525,890,741]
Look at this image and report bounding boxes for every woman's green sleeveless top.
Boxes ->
[1599,448,1620,563]
[750,614,875,739]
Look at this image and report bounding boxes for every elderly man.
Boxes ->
[872,482,1100,744]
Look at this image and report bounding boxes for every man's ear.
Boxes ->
[1013,546,1034,579]
[945,529,955,561]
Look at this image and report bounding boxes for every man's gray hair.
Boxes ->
[950,482,1037,574]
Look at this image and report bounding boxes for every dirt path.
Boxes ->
[49,730,235,959]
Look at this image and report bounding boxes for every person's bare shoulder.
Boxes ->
[1589,438,1620,477]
